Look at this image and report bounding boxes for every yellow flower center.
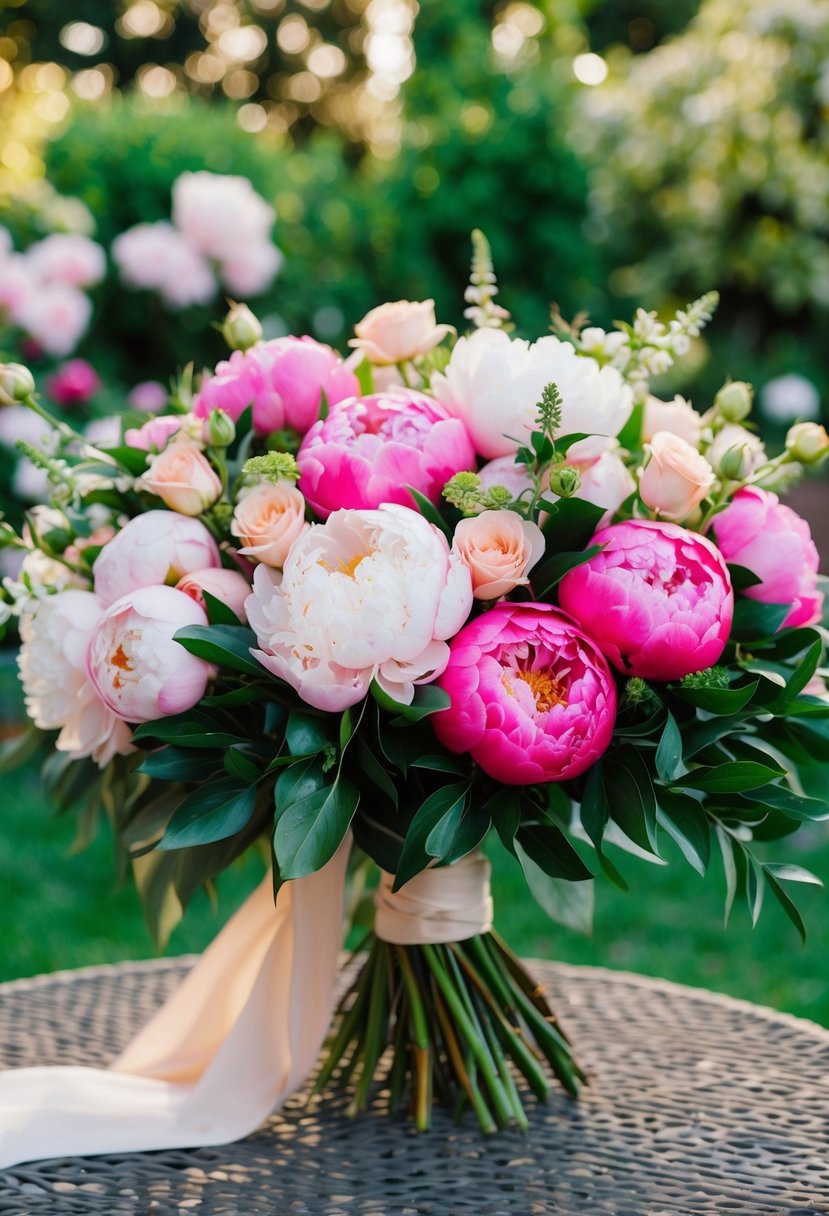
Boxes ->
[514,669,567,713]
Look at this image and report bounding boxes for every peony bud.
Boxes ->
[222,302,263,352]
[785,422,829,466]
[714,381,753,423]
[546,466,582,498]
[137,442,223,516]
[206,408,236,448]
[0,362,36,405]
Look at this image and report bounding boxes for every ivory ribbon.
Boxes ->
[0,843,349,1169]
[374,851,493,945]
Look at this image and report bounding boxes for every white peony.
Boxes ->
[246,504,473,711]
[431,328,633,461]
[17,590,133,766]
[172,172,275,265]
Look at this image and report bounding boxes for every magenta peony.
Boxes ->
[296,390,475,520]
[45,359,101,406]
[558,520,734,680]
[92,511,221,607]
[710,486,822,630]
[193,336,359,437]
[432,603,617,784]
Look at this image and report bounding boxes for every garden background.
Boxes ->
[1,0,828,1021]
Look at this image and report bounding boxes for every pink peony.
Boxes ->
[219,242,283,297]
[558,520,734,680]
[297,390,476,520]
[15,284,92,357]
[710,486,823,630]
[87,585,211,723]
[432,603,617,784]
[0,253,34,318]
[92,510,221,607]
[113,222,216,310]
[194,336,359,437]
[246,504,473,711]
[25,234,105,289]
[172,171,275,265]
[176,567,251,622]
[128,381,168,413]
[45,359,101,406]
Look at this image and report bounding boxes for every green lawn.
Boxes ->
[1,663,828,1025]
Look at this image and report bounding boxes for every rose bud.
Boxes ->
[231,481,308,569]
[452,510,544,600]
[137,442,223,516]
[639,431,715,520]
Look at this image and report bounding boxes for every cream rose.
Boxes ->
[639,431,715,520]
[231,481,308,568]
[137,442,222,516]
[348,299,454,365]
[452,510,545,600]
[642,394,702,448]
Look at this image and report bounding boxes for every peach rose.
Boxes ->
[176,566,251,622]
[137,441,222,516]
[451,509,544,600]
[639,431,715,520]
[231,481,308,568]
[642,394,702,448]
[348,299,454,365]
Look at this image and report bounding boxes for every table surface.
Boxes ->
[1,957,828,1216]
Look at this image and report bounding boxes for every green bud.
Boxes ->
[717,444,752,481]
[0,362,36,405]
[207,408,236,448]
[785,421,829,466]
[714,380,753,423]
[680,665,730,690]
[222,302,263,352]
[546,465,581,498]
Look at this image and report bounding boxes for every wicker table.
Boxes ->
[1,958,828,1216]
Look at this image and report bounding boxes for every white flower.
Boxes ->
[431,328,633,460]
[246,504,473,711]
[18,590,133,766]
[760,373,821,423]
[3,548,87,616]
[172,171,275,265]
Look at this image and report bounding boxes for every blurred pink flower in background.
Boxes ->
[297,390,475,519]
[14,284,92,357]
[113,222,216,309]
[128,381,168,413]
[221,244,283,298]
[45,359,101,405]
[25,234,105,289]
[92,510,221,606]
[433,602,617,784]
[172,171,274,265]
[124,415,187,452]
[0,230,103,357]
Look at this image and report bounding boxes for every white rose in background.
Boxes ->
[247,504,473,710]
[18,590,133,766]
[642,394,702,448]
[432,329,632,460]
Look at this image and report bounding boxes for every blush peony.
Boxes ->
[432,603,617,784]
[246,504,473,710]
[92,511,221,607]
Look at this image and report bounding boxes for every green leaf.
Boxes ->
[554,431,591,456]
[223,746,264,783]
[778,638,824,705]
[514,841,594,935]
[274,756,327,808]
[405,485,451,539]
[355,357,374,395]
[681,717,750,759]
[286,711,330,757]
[530,544,603,599]
[394,783,470,889]
[656,791,710,876]
[515,823,594,881]
[159,779,257,850]
[137,746,221,782]
[539,497,604,554]
[355,739,398,807]
[173,624,263,677]
[742,785,829,821]
[424,792,491,865]
[763,863,823,887]
[763,869,807,942]
[731,599,791,641]
[676,681,759,714]
[746,859,765,927]
[201,685,270,708]
[727,563,763,592]
[716,827,742,926]
[0,725,44,774]
[489,788,521,854]
[101,444,147,475]
[655,712,684,783]
[372,679,451,722]
[410,753,467,775]
[580,762,609,852]
[682,761,786,793]
[274,778,359,878]
[202,589,243,627]
[605,752,659,854]
[133,712,243,749]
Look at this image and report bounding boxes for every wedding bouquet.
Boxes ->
[1,233,828,1156]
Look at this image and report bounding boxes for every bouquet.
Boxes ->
[1,232,828,1158]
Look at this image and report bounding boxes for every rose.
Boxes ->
[87,586,211,723]
[432,603,617,784]
[348,299,454,364]
[642,394,702,447]
[92,511,221,607]
[296,390,476,520]
[176,567,251,622]
[452,510,544,600]
[710,486,822,630]
[194,336,360,437]
[639,431,715,520]
[45,360,101,406]
[17,590,133,765]
[431,328,632,461]
[136,441,222,516]
[558,519,734,680]
[112,222,216,310]
[704,425,766,479]
[246,503,473,710]
[231,481,309,568]
[785,422,829,465]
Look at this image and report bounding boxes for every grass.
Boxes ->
[1,662,828,1026]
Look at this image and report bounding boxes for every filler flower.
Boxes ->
[711,486,822,630]
[432,603,617,784]
[558,520,733,680]
[92,511,220,607]
[246,503,473,710]
[296,390,475,519]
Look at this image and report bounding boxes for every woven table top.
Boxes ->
[0,956,828,1216]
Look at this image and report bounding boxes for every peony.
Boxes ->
[137,441,222,516]
[710,486,822,630]
[431,328,632,461]
[231,481,308,568]
[642,394,703,447]
[172,171,275,264]
[246,503,473,711]
[297,390,476,520]
[0,253,34,318]
[15,284,92,357]
[128,381,168,413]
[87,585,211,723]
[112,222,216,310]
[45,359,101,406]
[176,567,251,622]
[432,603,617,785]
[194,336,359,437]
[25,234,105,289]
[92,511,221,607]
[639,431,715,520]
[452,510,544,600]
[18,590,133,766]
[558,520,734,680]
[219,243,283,298]
[349,299,454,365]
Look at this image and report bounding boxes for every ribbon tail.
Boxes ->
[0,842,350,1169]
